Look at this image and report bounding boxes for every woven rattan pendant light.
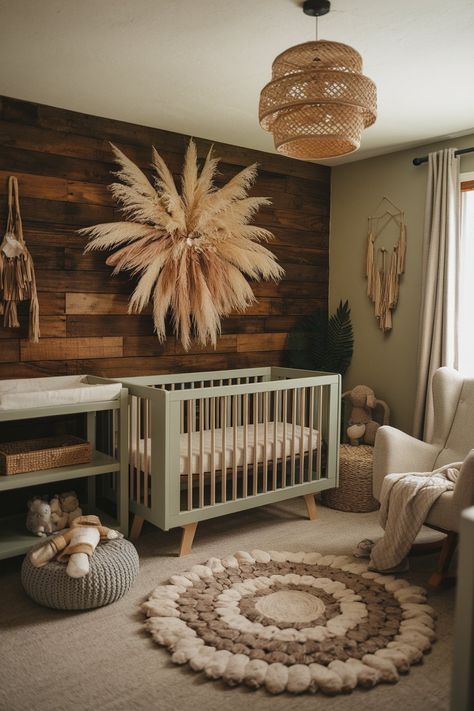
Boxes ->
[259,0,377,160]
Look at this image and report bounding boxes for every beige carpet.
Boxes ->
[0,500,454,711]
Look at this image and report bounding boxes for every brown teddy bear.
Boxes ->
[49,496,69,532]
[58,491,82,526]
[345,385,380,446]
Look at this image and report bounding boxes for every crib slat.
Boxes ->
[232,395,238,500]
[282,389,287,489]
[136,397,141,504]
[291,388,296,485]
[221,396,227,503]
[237,378,242,425]
[308,386,315,482]
[317,386,323,479]
[144,397,150,507]
[263,391,268,493]
[243,393,249,498]
[199,397,204,509]
[299,387,305,484]
[210,397,216,505]
[253,393,258,496]
[128,398,133,501]
[273,390,278,490]
[187,399,193,511]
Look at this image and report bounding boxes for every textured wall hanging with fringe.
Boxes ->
[366,197,406,333]
[0,176,40,342]
[81,141,284,350]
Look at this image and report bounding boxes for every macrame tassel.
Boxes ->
[29,288,40,343]
[387,250,398,308]
[366,232,375,299]
[397,222,407,274]
[374,267,382,319]
[0,176,40,341]
[3,300,20,328]
[382,306,392,332]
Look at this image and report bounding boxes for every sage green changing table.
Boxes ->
[0,385,129,560]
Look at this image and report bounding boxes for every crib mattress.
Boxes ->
[133,422,319,476]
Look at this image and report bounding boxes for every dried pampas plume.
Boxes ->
[80,141,284,350]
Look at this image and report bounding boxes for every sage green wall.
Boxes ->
[330,133,474,433]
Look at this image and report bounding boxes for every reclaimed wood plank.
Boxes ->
[0,361,68,379]
[21,337,123,361]
[0,340,20,363]
[236,333,289,353]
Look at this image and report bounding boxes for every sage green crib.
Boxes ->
[104,367,340,555]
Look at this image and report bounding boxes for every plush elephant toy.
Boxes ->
[346,384,380,446]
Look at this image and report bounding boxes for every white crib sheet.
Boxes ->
[133,422,319,476]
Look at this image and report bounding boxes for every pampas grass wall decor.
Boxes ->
[80,141,284,350]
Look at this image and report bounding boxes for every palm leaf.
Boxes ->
[326,300,354,375]
[287,300,353,376]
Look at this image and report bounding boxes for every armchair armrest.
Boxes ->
[453,449,474,519]
[372,426,439,500]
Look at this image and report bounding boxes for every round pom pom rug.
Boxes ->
[141,550,436,695]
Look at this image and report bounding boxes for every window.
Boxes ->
[458,172,474,376]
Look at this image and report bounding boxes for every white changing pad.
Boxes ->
[0,375,122,411]
[134,422,319,476]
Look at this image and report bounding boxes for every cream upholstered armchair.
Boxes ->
[373,367,474,586]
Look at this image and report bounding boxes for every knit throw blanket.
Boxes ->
[369,462,461,572]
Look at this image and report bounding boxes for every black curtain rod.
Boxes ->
[413,146,474,166]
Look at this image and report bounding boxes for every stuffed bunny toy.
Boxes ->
[26,497,53,537]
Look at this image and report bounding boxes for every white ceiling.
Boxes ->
[1,0,474,165]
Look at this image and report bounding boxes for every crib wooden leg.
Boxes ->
[428,531,458,588]
[130,515,145,542]
[304,494,317,521]
[179,522,198,557]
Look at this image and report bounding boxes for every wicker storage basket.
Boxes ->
[321,444,379,513]
[0,435,91,476]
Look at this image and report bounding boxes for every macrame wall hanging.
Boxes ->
[81,141,284,350]
[366,196,406,332]
[0,176,40,342]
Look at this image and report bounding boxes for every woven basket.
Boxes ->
[0,435,91,476]
[321,444,379,513]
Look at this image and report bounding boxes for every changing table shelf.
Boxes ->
[0,451,120,492]
[0,510,122,561]
[0,381,129,559]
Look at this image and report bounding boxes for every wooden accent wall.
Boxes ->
[0,96,330,379]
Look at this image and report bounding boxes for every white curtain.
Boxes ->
[458,189,474,376]
[413,148,460,440]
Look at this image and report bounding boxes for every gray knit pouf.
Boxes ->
[21,538,139,610]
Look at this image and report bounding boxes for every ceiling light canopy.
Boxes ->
[259,0,377,160]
